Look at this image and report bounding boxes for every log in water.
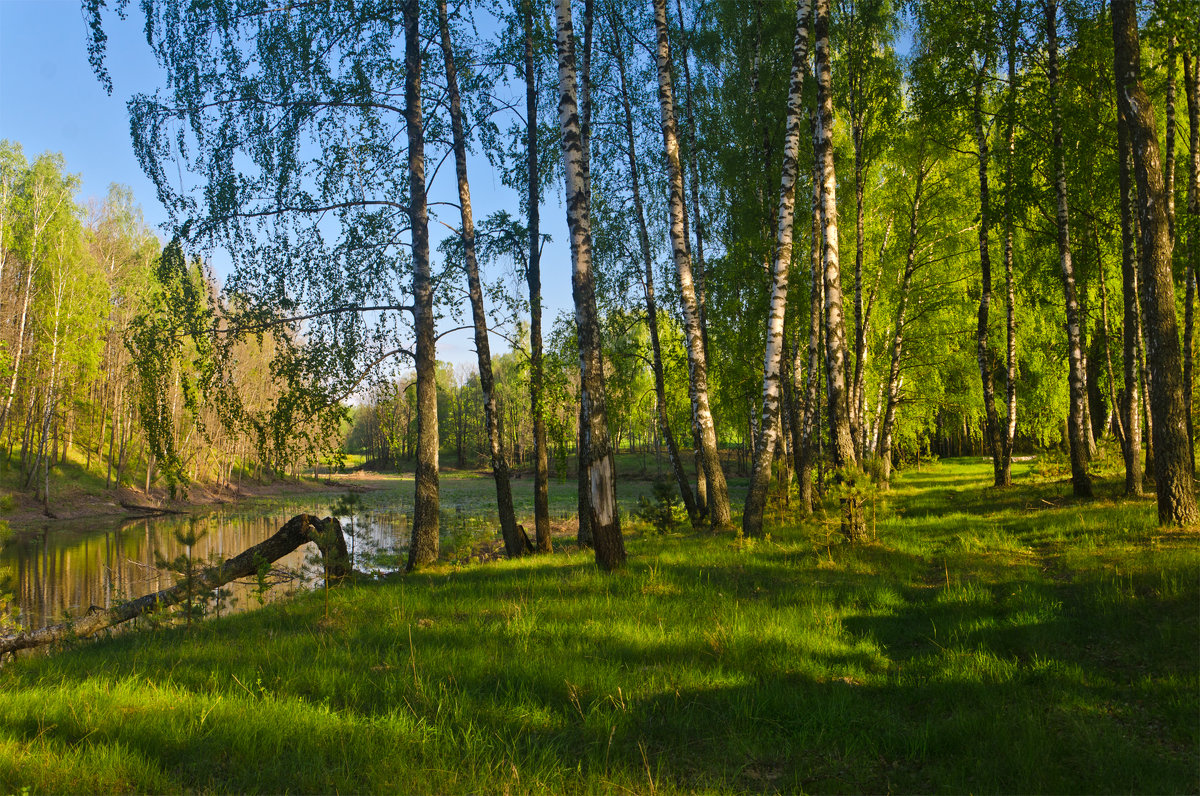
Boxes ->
[0,514,351,656]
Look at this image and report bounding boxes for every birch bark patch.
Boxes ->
[591,455,615,526]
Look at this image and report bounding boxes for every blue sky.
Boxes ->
[1,0,170,228]
[0,0,575,368]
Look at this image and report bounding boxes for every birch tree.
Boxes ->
[794,166,824,514]
[998,0,1021,486]
[554,0,625,570]
[878,141,930,487]
[521,0,552,552]
[436,0,526,559]
[405,0,439,570]
[1117,97,1144,495]
[86,1,444,562]
[607,3,699,527]
[1046,0,1093,498]
[743,0,812,539]
[814,0,863,538]
[651,0,732,530]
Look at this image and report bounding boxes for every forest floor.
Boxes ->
[0,457,1196,793]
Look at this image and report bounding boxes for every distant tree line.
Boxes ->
[0,142,340,507]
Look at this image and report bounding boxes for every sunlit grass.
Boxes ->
[0,459,1196,793]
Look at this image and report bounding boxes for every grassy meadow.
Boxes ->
[0,458,1196,793]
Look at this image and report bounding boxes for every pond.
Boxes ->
[0,493,516,632]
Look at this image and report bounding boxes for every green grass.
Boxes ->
[0,459,1196,793]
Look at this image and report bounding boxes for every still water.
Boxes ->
[0,498,500,631]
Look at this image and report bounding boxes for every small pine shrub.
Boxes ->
[636,478,685,534]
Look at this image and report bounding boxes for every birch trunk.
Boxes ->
[814,0,862,539]
[555,0,625,569]
[852,117,866,459]
[972,66,1006,488]
[855,221,891,460]
[675,1,713,512]
[575,0,596,550]
[1164,34,1177,246]
[795,162,824,515]
[814,0,854,469]
[523,0,552,552]
[1097,241,1125,449]
[609,9,699,527]
[1113,0,1198,525]
[1000,0,1021,485]
[673,0,711,370]
[880,151,927,488]
[743,0,812,538]
[651,0,731,529]
[437,0,525,558]
[1183,52,1198,473]
[405,0,440,571]
[1048,0,1093,498]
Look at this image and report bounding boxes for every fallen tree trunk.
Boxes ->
[0,514,348,657]
[119,501,188,517]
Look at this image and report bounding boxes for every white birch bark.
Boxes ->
[404,0,439,571]
[813,0,855,472]
[1000,0,1021,485]
[608,7,699,527]
[554,0,625,569]
[1048,0,1093,498]
[651,0,731,529]
[743,0,812,538]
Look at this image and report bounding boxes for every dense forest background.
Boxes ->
[1,0,1196,563]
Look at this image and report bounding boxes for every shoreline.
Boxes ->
[2,473,376,532]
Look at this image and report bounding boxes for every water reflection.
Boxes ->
[0,499,433,631]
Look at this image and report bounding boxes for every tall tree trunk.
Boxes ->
[1113,0,1199,525]
[855,221,891,460]
[795,162,824,515]
[405,0,440,571]
[1164,33,1177,246]
[1097,238,1125,449]
[1000,0,1021,485]
[814,0,862,539]
[972,64,1006,488]
[554,0,625,569]
[743,0,812,538]
[674,0,713,512]
[1183,52,1198,473]
[522,0,552,552]
[576,407,591,547]
[880,149,928,488]
[1048,0,1093,498]
[437,0,525,558]
[651,0,731,530]
[673,0,711,367]
[575,0,596,550]
[609,8,698,527]
[852,118,866,459]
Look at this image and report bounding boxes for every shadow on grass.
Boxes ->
[0,459,1196,793]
